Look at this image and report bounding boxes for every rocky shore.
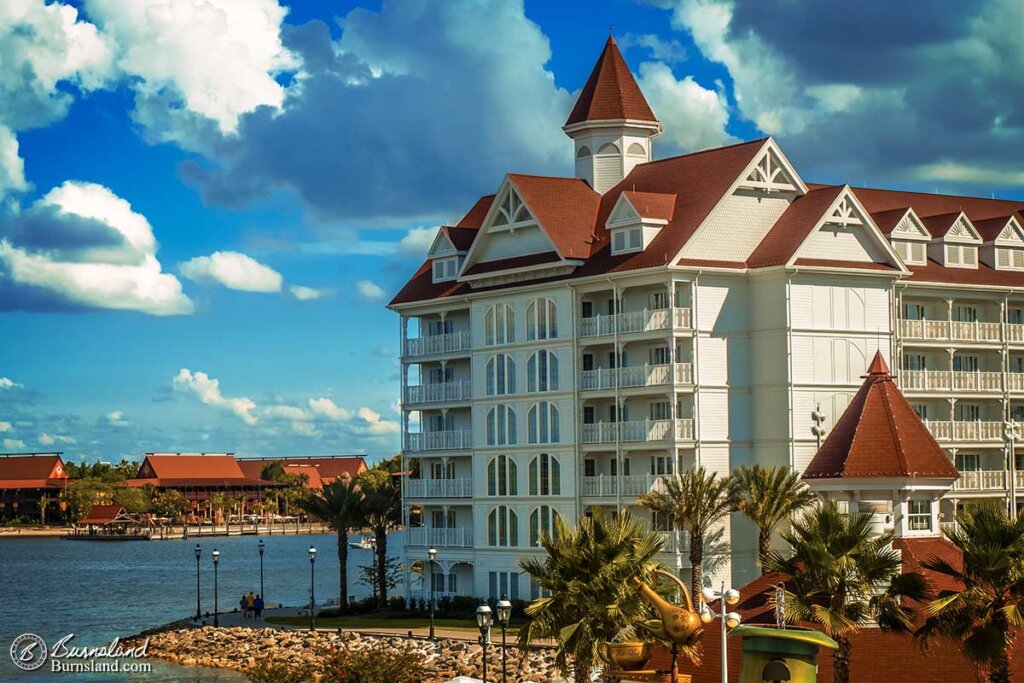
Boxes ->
[127,626,564,683]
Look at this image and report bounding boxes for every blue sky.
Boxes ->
[1,0,1022,463]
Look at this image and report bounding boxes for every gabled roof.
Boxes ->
[79,504,133,525]
[803,352,959,480]
[564,36,658,127]
[505,174,601,260]
[0,453,68,488]
[442,226,477,251]
[746,185,846,268]
[236,456,366,487]
[974,215,1024,243]
[922,211,980,242]
[620,191,676,222]
[456,195,495,228]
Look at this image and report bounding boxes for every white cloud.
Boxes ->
[0,180,193,315]
[290,421,318,437]
[398,227,440,259]
[289,285,326,301]
[106,410,129,427]
[308,397,352,421]
[636,62,736,152]
[0,421,11,432]
[618,33,688,65]
[172,368,257,425]
[0,377,20,390]
[39,433,75,446]
[264,404,308,421]
[85,0,297,146]
[180,251,283,292]
[357,406,399,435]
[3,438,25,450]
[0,125,28,196]
[355,280,385,303]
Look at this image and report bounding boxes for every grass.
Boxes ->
[265,613,523,634]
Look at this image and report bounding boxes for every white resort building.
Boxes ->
[388,36,1024,602]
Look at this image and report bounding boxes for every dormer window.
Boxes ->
[925,211,982,270]
[996,247,1024,270]
[893,240,926,265]
[605,191,675,257]
[611,227,643,254]
[432,257,460,283]
[945,244,978,268]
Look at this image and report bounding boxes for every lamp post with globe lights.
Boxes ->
[700,583,741,683]
[308,545,317,631]
[476,602,493,683]
[212,548,220,627]
[193,544,202,621]
[427,547,437,639]
[496,595,512,683]
[257,539,265,605]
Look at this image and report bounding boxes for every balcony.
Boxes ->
[405,478,473,498]
[1009,374,1024,392]
[901,370,1002,393]
[405,430,473,452]
[581,473,666,497]
[581,363,693,391]
[925,420,1003,442]
[406,526,474,548]
[581,419,694,444]
[898,318,1001,343]
[1009,324,1024,344]
[579,307,693,338]
[658,530,686,554]
[403,331,472,358]
[404,380,472,405]
[952,469,1007,492]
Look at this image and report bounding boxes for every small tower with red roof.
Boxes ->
[803,351,959,538]
[563,36,662,194]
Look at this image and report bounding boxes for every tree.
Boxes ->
[153,490,191,520]
[519,510,665,683]
[916,504,1024,683]
[112,486,152,515]
[639,466,734,598]
[62,478,112,522]
[357,556,403,603]
[297,477,366,614]
[767,501,928,683]
[730,464,816,571]
[359,468,402,607]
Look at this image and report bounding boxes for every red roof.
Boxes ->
[871,207,914,235]
[564,36,658,127]
[747,185,846,268]
[803,352,959,480]
[973,215,1019,242]
[235,456,366,488]
[79,504,131,525]
[621,191,676,221]
[922,211,968,237]
[442,226,477,251]
[456,194,495,228]
[0,454,68,489]
[507,174,601,260]
[126,454,262,488]
[463,252,562,277]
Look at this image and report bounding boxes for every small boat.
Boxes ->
[349,536,375,550]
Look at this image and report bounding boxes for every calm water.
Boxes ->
[0,532,405,682]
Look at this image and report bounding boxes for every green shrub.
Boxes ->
[245,662,312,683]
[318,642,426,683]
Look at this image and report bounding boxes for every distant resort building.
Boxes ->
[236,455,368,491]
[0,452,69,523]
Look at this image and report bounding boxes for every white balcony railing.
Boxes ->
[406,527,474,548]
[579,307,693,338]
[581,419,694,444]
[901,370,1001,392]
[953,470,1007,492]
[403,380,472,405]
[580,363,693,391]
[658,530,686,554]
[1009,324,1024,344]
[581,474,667,497]
[405,430,472,452]
[898,318,1001,343]
[405,478,473,498]
[1009,374,1024,392]
[403,331,472,358]
[925,420,1003,442]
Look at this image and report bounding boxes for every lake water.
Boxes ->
[0,531,404,682]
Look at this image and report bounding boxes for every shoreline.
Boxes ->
[0,523,337,540]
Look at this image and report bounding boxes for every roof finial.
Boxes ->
[608,23,615,36]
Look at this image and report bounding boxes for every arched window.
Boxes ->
[487,506,519,547]
[576,146,592,158]
[485,354,516,396]
[527,350,559,392]
[486,455,518,496]
[529,453,561,496]
[528,402,560,444]
[526,298,557,340]
[529,506,559,547]
[626,142,647,156]
[596,142,620,155]
[486,405,517,446]
[484,304,515,345]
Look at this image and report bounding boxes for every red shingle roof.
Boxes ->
[456,195,495,228]
[803,352,959,480]
[442,226,477,251]
[922,211,968,237]
[127,454,262,488]
[0,454,68,489]
[621,191,676,221]
[507,174,601,260]
[564,36,658,127]
[973,215,1019,242]
[871,207,914,235]
[463,252,562,276]
[236,456,366,488]
[747,185,846,268]
[79,504,131,525]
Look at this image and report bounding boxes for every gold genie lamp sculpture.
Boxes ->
[600,569,703,682]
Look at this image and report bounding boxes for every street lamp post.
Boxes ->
[1006,421,1020,516]
[428,547,437,640]
[496,595,512,683]
[308,546,317,632]
[476,603,493,683]
[700,583,742,683]
[258,539,265,605]
[193,544,202,621]
[212,548,220,627]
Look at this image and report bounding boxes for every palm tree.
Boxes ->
[916,504,1024,683]
[767,501,928,683]
[731,464,816,571]
[519,510,665,683]
[639,466,734,598]
[297,477,365,614]
[359,468,403,606]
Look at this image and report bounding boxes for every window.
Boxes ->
[610,457,630,476]
[581,301,594,318]
[651,455,674,476]
[529,453,561,496]
[1012,356,1024,374]
[946,244,978,268]
[576,146,591,158]
[902,303,926,320]
[650,401,671,421]
[997,247,1024,270]
[903,354,927,371]
[486,354,516,396]
[484,304,515,345]
[527,298,558,340]
[487,506,518,547]
[528,351,559,392]
[1013,405,1024,422]
[907,500,932,532]
[528,402,560,444]
[431,257,459,283]
[486,455,518,496]
[955,453,981,472]
[953,354,979,372]
[529,506,559,547]
[649,346,671,365]
[955,403,981,422]
[582,406,595,424]
[1010,309,1024,325]
[430,461,455,480]
[530,578,551,600]
[584,458,596,477]
[489,571,520,601]
[486,405,517,445]
[952,305,978,322]
[649,292,669,310]
[651,510,673,532]
[426,319,453,336]
[611,228,643,255]
[431,571,446,593]
[431,509,456,528]
[428,366,454,385]
[582,354,594,372]
[626,142,646,156]
[893,240,925,265]
[911,404,928,420]
[428,412,454,432]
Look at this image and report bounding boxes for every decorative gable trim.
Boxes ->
[941,212,982,244]
[993,216,1024,246]
[890,209,930,241]
[736,139,808,195]
[427,230,458,258]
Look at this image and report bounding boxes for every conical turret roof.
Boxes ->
[564,36,659,127]
[803,352,959,480]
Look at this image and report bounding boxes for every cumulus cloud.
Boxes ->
[357,406,399,435]
[180,251,283,292]
[3,438,26,450]
[39,432,75,445]
[106,410,129,427]
[0,377,21,390]
[619,33,688,65]
[0,421,11,432]
[636,61,736,153]
[398,227,440,259]
[172,368,257,425]
[289,285,327,301]
[0,180,192,315]
[308,397,352,421]
[355,280,385,303]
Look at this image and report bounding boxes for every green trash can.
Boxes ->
[729,625,838,683]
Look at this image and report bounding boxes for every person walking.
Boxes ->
[254,595,264,619]
[239,595,248,619]
[245,591,255,619]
